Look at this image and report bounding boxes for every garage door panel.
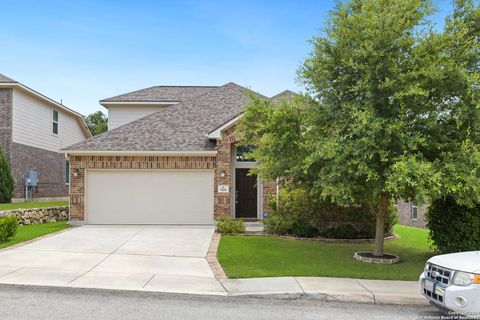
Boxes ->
[86,170,214,225]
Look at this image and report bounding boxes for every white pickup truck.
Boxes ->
[420,251,480,316]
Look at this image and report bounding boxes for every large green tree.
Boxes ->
[239,0,480,256]
[85,111,108,136]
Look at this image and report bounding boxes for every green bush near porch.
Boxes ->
[217,225,433,280]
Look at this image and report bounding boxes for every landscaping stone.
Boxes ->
[0,206,68,225]
[353,251,400,264]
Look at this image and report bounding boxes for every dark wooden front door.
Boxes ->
[235,168,257,219]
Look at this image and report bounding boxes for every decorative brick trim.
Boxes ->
[207,232,227,279]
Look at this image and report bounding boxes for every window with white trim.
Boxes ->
[52,110,59,135]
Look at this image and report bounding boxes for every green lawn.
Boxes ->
[0,222,69,249]
[217,225,433,280]
[0,201,69,211]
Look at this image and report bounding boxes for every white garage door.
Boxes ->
[86,170,214,225]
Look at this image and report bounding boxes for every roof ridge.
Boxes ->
[151,85,219,88]
[270,89,297,99]
[100,85,220,103]
[223,82,268,99]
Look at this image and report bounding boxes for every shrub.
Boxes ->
[266,186,397,239]
[263,214,292,235]
[0,216,18,242]
[215,216,245,234]
[0,149,14,203]
[291,217,320,238]
[426,197,480,254]
[328,223,359,239]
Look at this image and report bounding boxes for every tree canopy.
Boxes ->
[85,111,108,136]
[238,0,480,256]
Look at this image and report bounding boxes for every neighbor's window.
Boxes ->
[411,204,418,220]
[52,110,59,135]
[65,160,70,185]
[236,145,256,162]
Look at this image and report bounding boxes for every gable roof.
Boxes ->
[0,73,91,138]
[207,89,298,139]
[0,73,17,83]
[63,83,265,153]
[270,90,297,103]
[100,86,218,104]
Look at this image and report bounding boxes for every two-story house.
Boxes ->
[0,73,91,201]
[62,84,295,225]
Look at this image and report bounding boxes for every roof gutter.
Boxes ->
[61,150,218,156]
[207,114,242,140]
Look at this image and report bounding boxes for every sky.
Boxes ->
[1,0,454,115]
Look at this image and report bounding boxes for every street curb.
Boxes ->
[0,282,428,306]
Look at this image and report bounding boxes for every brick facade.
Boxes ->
[11,142,68,199]
[68,155,217,221]
[397,199,427,229]
[68,123,278,223]
[0,88,13,163]
[214,125,236,217]
[214,123,277,218]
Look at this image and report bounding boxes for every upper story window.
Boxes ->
[411,204,418,220]
[52,110,59,135]
[236,145,256,162]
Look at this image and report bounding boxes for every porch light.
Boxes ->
[220,170,226,178]
[73,168,79,177]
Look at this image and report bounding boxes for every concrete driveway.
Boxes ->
[0,225,226,295]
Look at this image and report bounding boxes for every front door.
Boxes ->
[235,168,257,219]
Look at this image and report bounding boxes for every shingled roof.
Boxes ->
[64,82,264,153]
[270,90,297,103]
[100,85,218,103]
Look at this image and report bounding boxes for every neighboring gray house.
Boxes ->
[397,200,427,229]
[0,73,91,201]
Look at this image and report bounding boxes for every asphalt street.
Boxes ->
[0,284,442,320]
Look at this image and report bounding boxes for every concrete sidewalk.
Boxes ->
[0,271,426,305]
[221,276,426,305]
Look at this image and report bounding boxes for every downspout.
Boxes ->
[64,153,71,224]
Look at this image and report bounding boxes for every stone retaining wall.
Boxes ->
[0,206,68,225]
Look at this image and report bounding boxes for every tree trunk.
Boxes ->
[373,194,389,257]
